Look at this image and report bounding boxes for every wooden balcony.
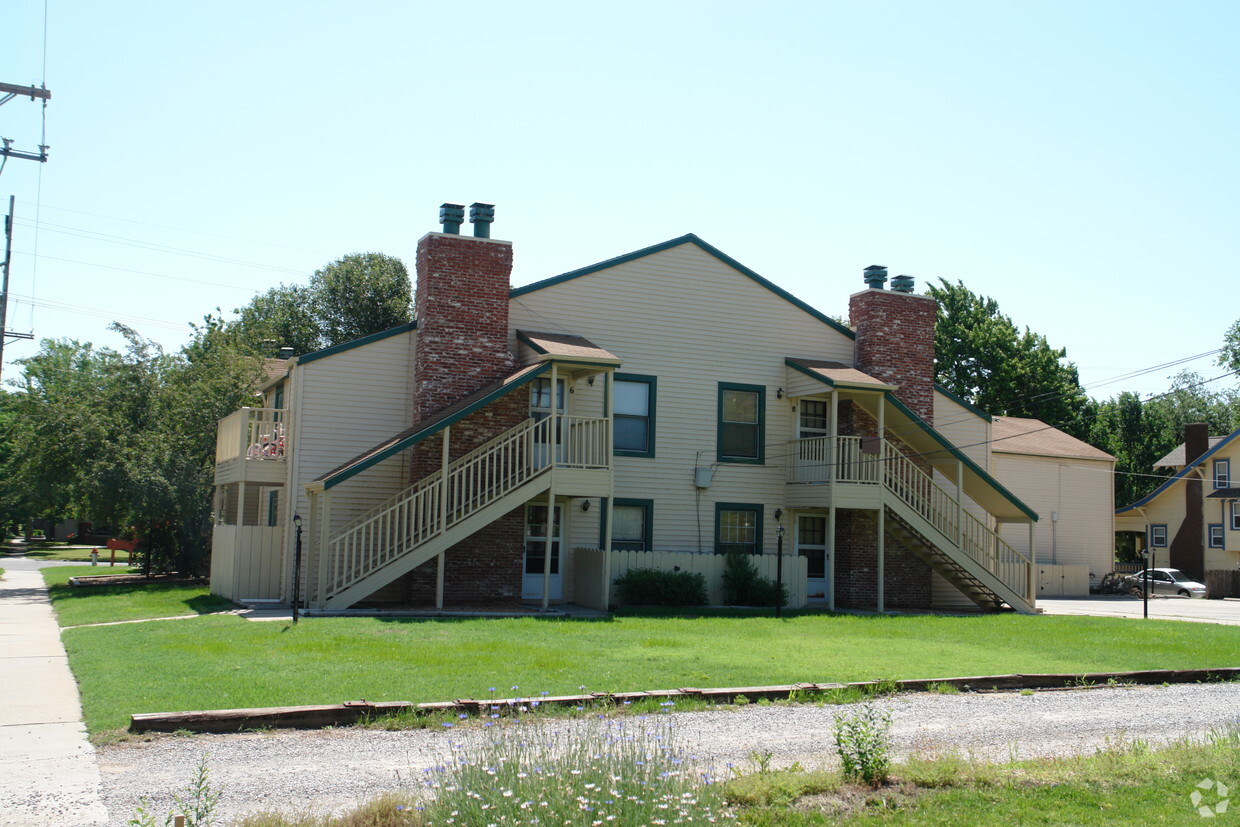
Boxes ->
[214,407,290,485]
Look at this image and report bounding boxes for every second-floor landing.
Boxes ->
[782,358,1036,525]
[214,407,289,486]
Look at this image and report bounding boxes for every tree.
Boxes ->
[1221,319,1240,374]
[927,279,1089,434]
[310,253,412,347]
[225,252,412,356]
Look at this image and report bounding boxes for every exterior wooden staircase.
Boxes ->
[314,416,609,610]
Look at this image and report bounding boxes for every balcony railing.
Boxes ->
[216,407,288,464]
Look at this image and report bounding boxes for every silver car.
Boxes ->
[1129,568,1208,598]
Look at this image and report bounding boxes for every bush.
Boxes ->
[614,567,708,606]
[833,704,893,786]
[722,551,789,606]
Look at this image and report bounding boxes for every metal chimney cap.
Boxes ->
[469,202,495,238]
[439,203,465,234]
[863,265,888,289]
[891,274,915,293]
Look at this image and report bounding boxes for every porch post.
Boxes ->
[541,491,556,611]
[437,427,450,610]
[876,394,885,613]
[828,390,838,612]
[316,489,332,610]
[602,370,615,610]
[1028,519,1036,603]
[234,480,247,599]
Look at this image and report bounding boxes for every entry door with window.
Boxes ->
[530,378,565,468]
[523,504,562,600]
[797,515,828,601]
[794,400,830,482]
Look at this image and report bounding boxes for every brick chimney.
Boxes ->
[848,267,937,424]
[412,203,516,421]
[1169,422,1209,580]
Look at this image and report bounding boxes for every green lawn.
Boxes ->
[732,730,1240,825]
[11,545,119,562]
[42,566,233,628]
[59,608,1240,736]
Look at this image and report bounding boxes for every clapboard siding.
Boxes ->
[283,329,417,596]
[994,453,1114,578]
[932,390,990,470]
[510,242,854,555]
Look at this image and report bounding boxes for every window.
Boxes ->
[613,374,656,457]
[799,400,829,438]
[715,503,763,555]
[1214,459,1230,489]
[1231,501,1240,532]
[1150,524,1167,547]
[604,498,653,551]
[717,383,765,463]
[1208,524,1224,548]
[530,377,565,419]
[267,490,279,527]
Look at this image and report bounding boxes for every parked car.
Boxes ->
[1127,568,1208,598]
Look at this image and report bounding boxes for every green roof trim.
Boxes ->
[297,321,418,366]
[320,363,549,490]
[933,383,993,422]
[510,234,855,340]
[884,393,1038,522]
[1117,428,1240,514]
[516,330,549,354]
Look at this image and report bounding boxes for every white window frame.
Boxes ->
[1214,459,1230,489]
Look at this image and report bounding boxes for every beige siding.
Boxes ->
[993,453,1114,581]
[932,390,991,470]
[510,242,854,555]
[283,329,417,598]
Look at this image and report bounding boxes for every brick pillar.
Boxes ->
[1170,422,1209,580]
[413,232,516,421]
[849,288,937,424]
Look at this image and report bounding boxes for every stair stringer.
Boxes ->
[322,470,553,611]
[880,492,1036,614]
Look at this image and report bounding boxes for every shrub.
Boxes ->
[615,567,708,606]
[721,551,788,606]
[833,704,893,786]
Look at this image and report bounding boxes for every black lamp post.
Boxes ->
[774,508,785,618]
[1142,544,1150,620]
[292,513,303,625]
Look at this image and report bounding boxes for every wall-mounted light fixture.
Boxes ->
[581,500,591,512]
[776,388,784,399]
[587,375,595,386]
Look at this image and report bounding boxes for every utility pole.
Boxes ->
[0,83,52,164]
[1,196,34,383]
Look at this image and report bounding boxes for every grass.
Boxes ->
[5,543,116,562]
[41,565,233,628]
[58,608,1240,738]
[729,727,1240,824]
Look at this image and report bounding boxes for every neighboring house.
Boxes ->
[1115,423,1240,580]
[210,204,1112,614]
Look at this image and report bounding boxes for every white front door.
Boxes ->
[798,515,828,602]
[522,504,562,600]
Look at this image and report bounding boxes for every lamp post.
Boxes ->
[292,513,303,625]
[1142,544,1150,620]
[774,509,785,618]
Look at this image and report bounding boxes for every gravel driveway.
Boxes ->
[96,681,1240,825]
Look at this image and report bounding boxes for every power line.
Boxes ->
[6,292,194,333]
[11,249,261,293]
[12,217,307,276]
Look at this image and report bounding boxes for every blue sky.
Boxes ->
[2,1,1237,400]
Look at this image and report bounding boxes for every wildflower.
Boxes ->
[459,713,468,719]
[442,722,454,728]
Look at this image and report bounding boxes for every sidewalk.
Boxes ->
[0,563,108,825]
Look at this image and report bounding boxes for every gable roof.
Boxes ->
[516,330,620,363]
[786,358,894,391]
[991,416,1114,461]
[311,363,549,491]
[296,321,417,366]
[510,233,855,340]
[1117,427,1240,514]
[1153,436,1228,470]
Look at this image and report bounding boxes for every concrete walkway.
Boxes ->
[0,560,108,825]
